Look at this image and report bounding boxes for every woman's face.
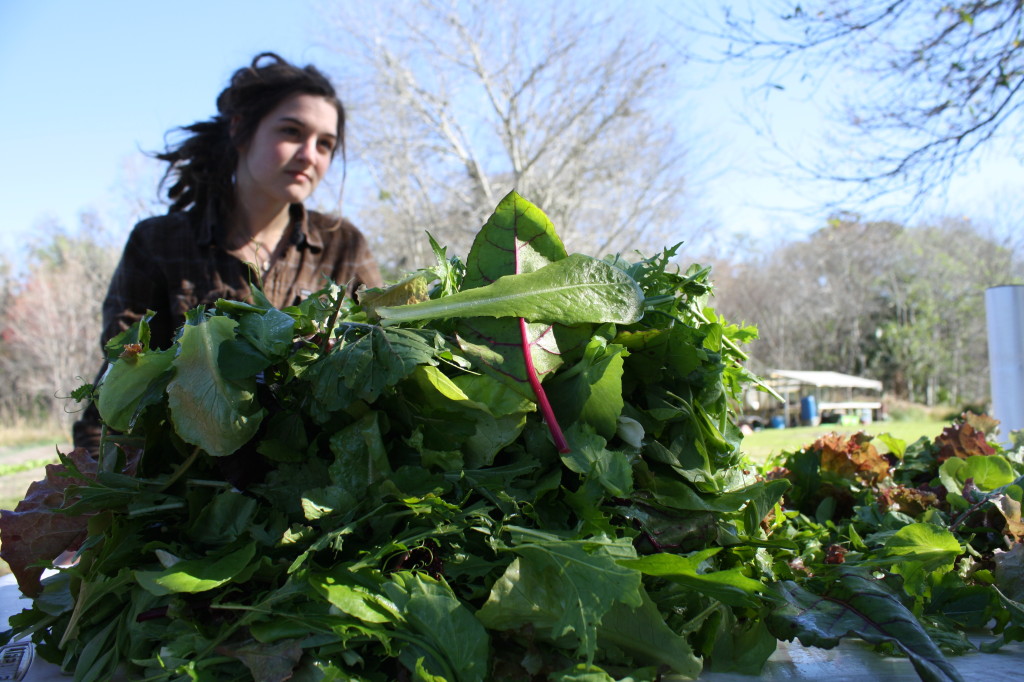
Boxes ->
[234,93,339,211]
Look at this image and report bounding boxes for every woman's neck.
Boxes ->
[228,195,292,254]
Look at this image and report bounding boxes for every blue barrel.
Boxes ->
[770,415,786,429]
[800,395,818,424]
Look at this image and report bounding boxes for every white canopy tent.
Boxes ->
[759,369,884,427]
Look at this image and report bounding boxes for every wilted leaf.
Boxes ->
[360,271,432,320]
[994,496,1024,542]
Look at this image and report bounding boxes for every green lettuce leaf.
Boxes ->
[97,349,174,432]
[883,523,962,596]
[167,316,265,456]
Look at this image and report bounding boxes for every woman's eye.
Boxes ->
[318,139,335,153]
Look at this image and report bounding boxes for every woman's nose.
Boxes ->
[296,137,317,162]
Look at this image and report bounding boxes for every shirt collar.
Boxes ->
[290,203,323,251]
[197,203,321,252]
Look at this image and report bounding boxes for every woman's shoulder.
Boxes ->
[128,212,194,240]
[305,210,372,250]
[306,210,363,236]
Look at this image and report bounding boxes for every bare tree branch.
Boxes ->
[318,0,700,272]
[681,0,1024,209]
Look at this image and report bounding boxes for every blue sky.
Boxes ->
[2,0,1020,266]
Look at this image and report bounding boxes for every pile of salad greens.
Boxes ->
[0,191,1022,682]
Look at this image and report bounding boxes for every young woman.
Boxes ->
[73,53,383,448]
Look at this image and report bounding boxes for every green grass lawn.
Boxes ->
[740,419,946,464]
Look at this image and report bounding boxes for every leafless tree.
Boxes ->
[0,217,118,430]
[318,0,699,273]
[683,0,1024,208]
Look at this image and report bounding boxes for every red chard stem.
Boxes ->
[519,317,570,453]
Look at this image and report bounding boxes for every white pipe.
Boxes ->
[985,285,1024,445]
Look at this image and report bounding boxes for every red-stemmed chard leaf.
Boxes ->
[372,192,644,452]
[462,192,573,452]
[519,317,569,451]
[460,192,576,452]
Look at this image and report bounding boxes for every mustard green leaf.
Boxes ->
[548,338,627,439]
[236,307,296,358]
[384,572,490,682]
[561,425,633,497]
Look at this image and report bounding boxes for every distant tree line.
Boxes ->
[1,211,1017,435]
[710,215,1024,407]
[0,216,118,432]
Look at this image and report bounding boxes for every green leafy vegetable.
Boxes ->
[8,191,1015,682]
